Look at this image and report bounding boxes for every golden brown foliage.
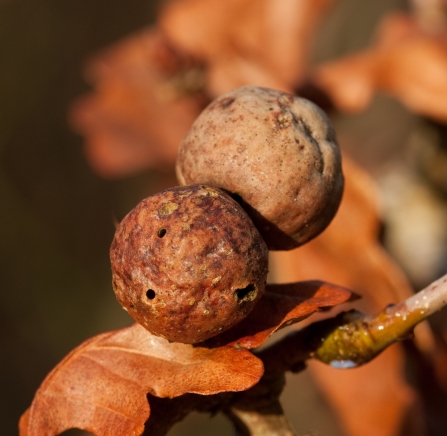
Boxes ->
[20,281,353,435]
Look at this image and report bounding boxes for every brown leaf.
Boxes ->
[69,28,207,178]
[270,156,415,309]
[269,157,431,436]
[205,50,293,96]
[19,323,263,436]
[160,0,334,95]
[313,13,447,122]
[71,1,336,179]
[204,281,355,349]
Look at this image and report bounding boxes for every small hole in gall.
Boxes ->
[234,284,257,302]
[146,289,156,300]
[157,228,167,238]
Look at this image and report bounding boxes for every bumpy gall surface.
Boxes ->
[176,85,344,250]
[110,184,268,343]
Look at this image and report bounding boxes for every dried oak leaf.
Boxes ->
[69,28,208,178]
[312,13,447,122]
[19,323,263,436]
[204,281,355,349]
[19,280,354,436]
[270,156,429,436]
[160,0,335,96]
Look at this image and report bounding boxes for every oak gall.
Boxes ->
[110,184,268,343]
[176,85,344,250]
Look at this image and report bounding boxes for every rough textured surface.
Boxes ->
[110,184,268,343]
[176,85,344,250]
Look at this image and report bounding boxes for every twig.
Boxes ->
[259,273,447,370]
[314,273,447,367]
[403,273,447,319]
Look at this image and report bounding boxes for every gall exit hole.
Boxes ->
[234,284,257,302]
[146,289,156,300]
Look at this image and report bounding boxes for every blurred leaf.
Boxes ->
[270,156,415,310]
[270,157,427,436]
[313,13,447,122]
[159,0,334,95]
[69,0,338,178]
[69,28,207,178]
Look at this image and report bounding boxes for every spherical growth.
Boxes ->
[110,184,268,343]
[176,85,344,250]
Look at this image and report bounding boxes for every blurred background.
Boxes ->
[2,0,447,435]
[1,1,161,434]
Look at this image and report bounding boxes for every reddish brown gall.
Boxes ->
[110,184,268,343]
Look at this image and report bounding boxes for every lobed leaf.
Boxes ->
[19,323,263,436]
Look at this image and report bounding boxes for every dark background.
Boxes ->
[4,0,441,435]
[1,1,161,434]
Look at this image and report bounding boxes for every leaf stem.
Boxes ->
[315,273,447,367]
[257,274,447,370]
